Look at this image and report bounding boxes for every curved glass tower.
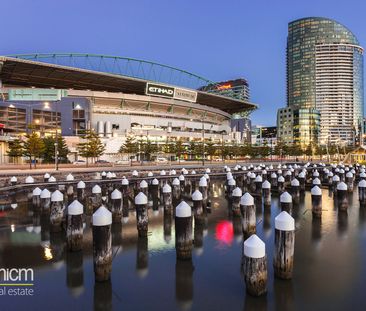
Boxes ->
[287,17,364,146]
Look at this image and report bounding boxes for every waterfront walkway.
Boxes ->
[0,160,286,176]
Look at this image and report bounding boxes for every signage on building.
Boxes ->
[216,83,232,90]
[174,88,197,102]
[8,89,68,101]
[145,83,197,103]
[146,83,174,98]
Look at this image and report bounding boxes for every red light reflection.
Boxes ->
[215,220,234,246]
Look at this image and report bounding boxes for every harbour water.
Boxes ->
[1,179,366,311]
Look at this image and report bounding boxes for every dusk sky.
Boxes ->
[1,0,365,125]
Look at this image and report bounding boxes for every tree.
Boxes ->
[140,140,158,161]
[314,144,326,159]
[23,132,45,169]
[231,143,240,159]
[188,141,197,160]
[248,146,260,158]
[161,138,173,160]
[205,141,217,162]
[259,145,271,158]
[7,139,24,164]
[274,141,285,159]
[42,136,69,164]
[221,145,232,160]
[328,144,338,156]
[304,144,313,159]
[172,139,185,163]
[57,136,70,163]
[239,143,251,158]
[119,136,139,165]
[286,144,302,158]
[77,130,105,166]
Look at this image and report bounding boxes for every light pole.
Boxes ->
[221,131,225,163]
[54,100,60,171]
[202,117,205,166]
[270,138,273,162]
[167,122,172,168]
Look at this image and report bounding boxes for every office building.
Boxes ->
[284,17,364,146]
[251,125,277,147]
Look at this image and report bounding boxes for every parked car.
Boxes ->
[156,157,168,163]
[115,160,129,165]
[95,160,110,164]
[73,160,86,165]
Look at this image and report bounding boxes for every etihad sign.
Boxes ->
[146,83,197,103]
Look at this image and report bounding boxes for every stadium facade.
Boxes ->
[0,54,256,163]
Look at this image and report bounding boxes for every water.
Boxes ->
[1,180,366,311]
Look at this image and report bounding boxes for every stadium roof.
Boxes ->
[0,54,257,114]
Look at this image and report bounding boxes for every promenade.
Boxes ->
[0,160,286,176]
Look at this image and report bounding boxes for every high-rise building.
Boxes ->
[231,117,251,143]
[199,78,250,102]
[251,125,277,146]
[285,17,364,146]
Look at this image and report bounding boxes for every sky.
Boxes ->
[1,0,366,126]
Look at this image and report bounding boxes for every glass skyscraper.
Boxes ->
[286,17,364,146]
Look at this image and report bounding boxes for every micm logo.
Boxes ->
[0,268,34,282]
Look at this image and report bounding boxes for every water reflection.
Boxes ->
[194,219,204,255]
[263,206,271,237]
[94,280,112,311]
[359,204,366,228]
[112,223,123,255]
[274,279,294,311]
[337,211,348,237]
[311,217,322,246]
[175,260,194,310]
[255,199,262,218]
[164,211,172,243]
[1,178,366,310]
[215,220,233,246]
[50,231,65,267]
[40,213,50,242]
[66,251,84,297]
[136,236,148,278]
[232,216,242,239]
[244,294,267,311]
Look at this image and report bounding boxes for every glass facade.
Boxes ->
[0,106,27,133]
[0,103,61,136]
[287,17,364,145]
[293,108,320,147]
[72,108,86,135]
[32,109,61,135]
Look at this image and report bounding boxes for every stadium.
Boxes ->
[0,53,256,163]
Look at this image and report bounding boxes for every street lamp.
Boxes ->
[54,100,60,170]
[202,120,205,166]
[221,131,225,163]
[167,122,172,167]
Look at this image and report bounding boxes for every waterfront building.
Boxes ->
[231,117,251,144]
[200,78,250,102]
[0,54,256,163]
[277,107,294,145]
[251,125,277,147]
[282,17,364,146]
